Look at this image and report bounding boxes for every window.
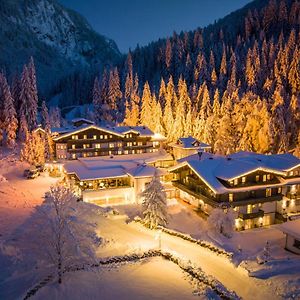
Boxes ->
[234,178,238,186]
[138,141,143,146]
[109,135,113,138]
[83,134,87,139]
[229,193,234,202]
[233,206,239,212]
[132,150,135,154]
[72,154,76,159]
[72,144,76,149]
[83,153,87,158]
[124,150,129,155]
[95,144,101,149]
[242,176,246,183]
[133,141,137,146]
[109,143,114,148]
[267,174,271,180]
[290,171,294,176]
[127,142,132,147]
[247,205,252,214]
[263,175,267,182]
[294,239,300,249]
[266,188,272,197]
[72,135,78,140]
[117,142,122,147]
[93,135,97,140]
[100,135,103,139]
[255,175,260,182]
[278,187,282,194]
[118,150,122,155]
[104,135,108,139]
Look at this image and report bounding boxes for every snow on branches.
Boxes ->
[140,172,168,229]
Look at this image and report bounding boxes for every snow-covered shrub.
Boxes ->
[257,240,271,264]
[140,172,168,229]
[208,207,235,238]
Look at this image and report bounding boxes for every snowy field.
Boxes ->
[32,258,202,300]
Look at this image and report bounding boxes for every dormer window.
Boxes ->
[234,178,238,186]
[242,176,246,183]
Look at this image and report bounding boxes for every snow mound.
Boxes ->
[0,174,7,182]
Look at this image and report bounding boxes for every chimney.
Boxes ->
[198,151,203,160]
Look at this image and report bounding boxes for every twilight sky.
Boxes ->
[60,0,252,53]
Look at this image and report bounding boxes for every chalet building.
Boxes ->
[170,136,211,160]
[63,151,175,206]
[280,219,300,255]
[169,151,300,230]
[52,123,165,160]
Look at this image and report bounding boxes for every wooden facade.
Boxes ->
[54,127,160,160]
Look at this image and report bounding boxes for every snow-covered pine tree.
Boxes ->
[140,82,153,127]
[41,101,50,131]
[49,107,61,128]
[2,74,18,148]
[140,172,168,229]
[10,184,101,284]
[18,112,29,142]
[92,77,102,124]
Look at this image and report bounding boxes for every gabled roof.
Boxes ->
[71,118,94,125]
[171,136,211,149]
[280,219,300,239]
[126,164,162,178]
[169,151,300,194]
[53,124,124,141]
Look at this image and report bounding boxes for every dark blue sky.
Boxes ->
[60,0,252,53]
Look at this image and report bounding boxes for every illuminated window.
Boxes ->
[242,176,246,183]
[127,142,132,147]
[229,193,234,202]
[83,153,87,158]
[109,135,113,138]
[93,135,97,140]
[278,187,282,194]
[95,144,101,149]
[233,206,239,212]
[133,141,137,146]
[83,144,87,149]
[124,150,129,155]
[72,144,76,149]
[72,135,78,140]
[255,175,260,182]
[109,143,114,148]
[132,150,135,154]
[258,203,262,208]
[263,175,267,182]
[118,150,122,155]
[72,154,76,159]
[117,142,122,147]
[266,188,272,197]
[247,205,252,214]
[290,171,294,176]
[234,178,238,185]
[100,135,103,139]
[138,141,143,146]
[83,134,87,139]
[267,174,271,180]
[104,135,108,139]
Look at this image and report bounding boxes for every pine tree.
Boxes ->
[141,172,167,229]
[41,101,50,131]
[2,75,18,148]
[18,112,29,142]
[108,68,122,121]
[140,82,153,127]
[92,77,102,123]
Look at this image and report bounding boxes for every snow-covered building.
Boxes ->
[52,123,166,160]
[280,219,300,254]
[64,151,175,206]
[169,151,300,230]
[170,136,211,160]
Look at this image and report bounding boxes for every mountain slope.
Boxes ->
[0,0,121,99]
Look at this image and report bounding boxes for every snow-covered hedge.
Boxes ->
[133,216,233,258]
[23,249,239,300]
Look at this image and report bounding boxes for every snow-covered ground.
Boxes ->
[0,151,300,299]
[33,258,202,300]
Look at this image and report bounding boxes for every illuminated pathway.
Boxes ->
[96,216,278,300]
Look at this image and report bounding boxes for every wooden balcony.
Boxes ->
[172,181,218,207]
[238,209,264,220]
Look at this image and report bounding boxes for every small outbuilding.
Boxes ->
[280,219,300,254]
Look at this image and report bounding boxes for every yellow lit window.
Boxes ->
[266,188,272,197]
[100,135,103,139]
[242,176,246,183]
[234,178,238,185]
[229,193,234,202]
[109,143,114,148]
[104,135,108,139]
[72,144,76,149]
[263,175,267,182]
[93,135,97,140]
[267,174,271,180]
[83,134,87,139]
[255,175,260,182]
[247,204,252,214]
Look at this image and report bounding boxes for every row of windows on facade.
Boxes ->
[228,187,281,202]
[67,148,159,159]
[229,174,274,186]
[57,141,159,150]
[71,133,135,140]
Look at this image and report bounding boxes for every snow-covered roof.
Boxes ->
[280,219,300,239]
[169,151,300,194]
[71,118,94,125]
[112,126,154,137]
[64,151,170,181]
[171,136,211,149]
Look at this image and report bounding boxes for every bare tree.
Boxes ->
[11,184,101,284]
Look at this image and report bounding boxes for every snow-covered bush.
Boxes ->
[140,172,168,229]
[208,207,235,238]
[10,184,101,284]
[257,240,271,264]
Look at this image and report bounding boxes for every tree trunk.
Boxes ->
[58,253,62,284]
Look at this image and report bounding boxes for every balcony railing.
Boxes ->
[238,209,264,220]
[172,181,218,207]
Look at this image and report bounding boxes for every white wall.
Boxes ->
[285,235,300,255]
